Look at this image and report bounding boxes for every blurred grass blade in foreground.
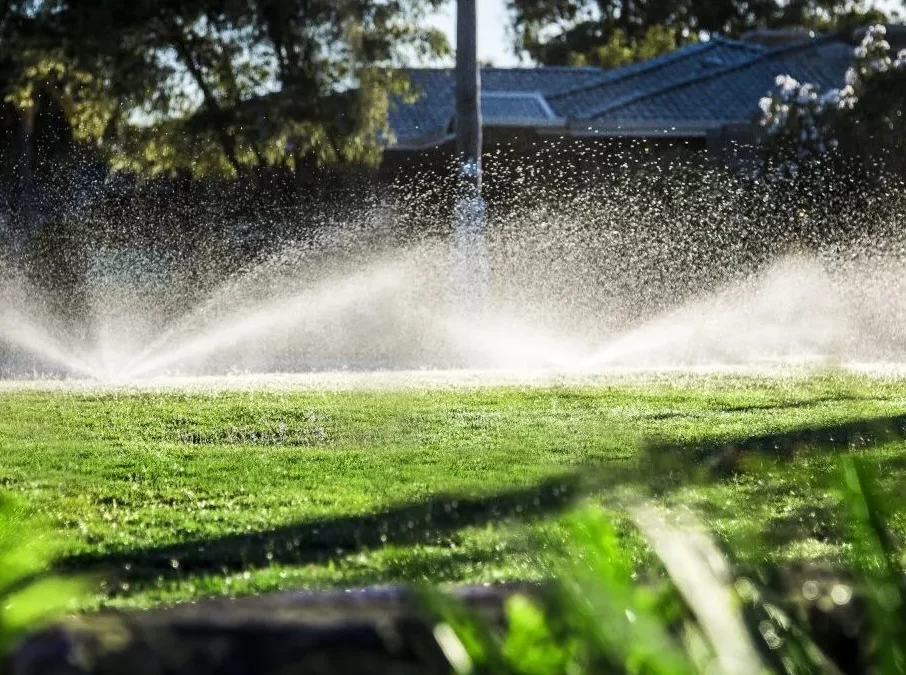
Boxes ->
[0,495,84,656]
[633,505,766,675]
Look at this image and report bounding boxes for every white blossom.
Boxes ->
[796,84,817,105]
[819,89,841,105]
[895,49,906,68]
[775,74,800,93]
[757,23,905,174]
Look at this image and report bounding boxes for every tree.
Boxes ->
[507,0,890,67]
[21,0,450,178]
[758,25,906,176]
[0,0,105,244]
[566,25,683,69]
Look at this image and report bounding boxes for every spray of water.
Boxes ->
[2,145,906,382]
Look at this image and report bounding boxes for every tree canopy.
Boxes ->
[0,0,450,178]
[507,0,891,67]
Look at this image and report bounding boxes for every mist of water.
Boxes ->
[3,146,906,382]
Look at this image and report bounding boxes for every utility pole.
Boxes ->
[456,0,481,194]
[453,0,488,303]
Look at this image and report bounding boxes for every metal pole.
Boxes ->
[453,0,487,304]
[456,0,481,194]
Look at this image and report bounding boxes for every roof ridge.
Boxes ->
[401,41,761,82]
[486,65,603,72]
[401,65,605,74]
[548,40,730,101]
[708,34,768,52]
[582,34,848,120]
[548,36,769,102]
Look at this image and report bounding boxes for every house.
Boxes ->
[384,26,905,170]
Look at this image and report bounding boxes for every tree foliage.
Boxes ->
[758,25,906,176]
[566,25,684,69]
[0,0,450,179]
[507,0,890,67]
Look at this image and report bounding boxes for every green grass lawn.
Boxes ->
[1,372,905,608]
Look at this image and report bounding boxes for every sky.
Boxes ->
[427,0,523,67]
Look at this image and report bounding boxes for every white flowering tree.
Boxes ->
[758,25,906,173]
[758,77,843,162]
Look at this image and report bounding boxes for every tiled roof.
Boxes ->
[387,34,856,145]
[548,37,765,118]
[481,92,561,124]
[591,38,852,127]
[388,67,604,144]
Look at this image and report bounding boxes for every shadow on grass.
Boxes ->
[640,393,885,421]
[58,473,583,582]
[636,412,906,557]
[643,412,906,476]
[56,411,906,591]
[760,503,842,547]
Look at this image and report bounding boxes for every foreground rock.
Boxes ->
[9,572,873,674]
[10,586,514,675]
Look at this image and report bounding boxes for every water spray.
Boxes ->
[453,0,489,306]
[3,125,906,380]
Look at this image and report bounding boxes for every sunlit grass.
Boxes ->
[1,372,905,608]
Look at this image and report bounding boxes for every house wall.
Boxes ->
[706,124,761,170]
[380,130,710,204]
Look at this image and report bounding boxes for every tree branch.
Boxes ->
[163,17,243,175]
